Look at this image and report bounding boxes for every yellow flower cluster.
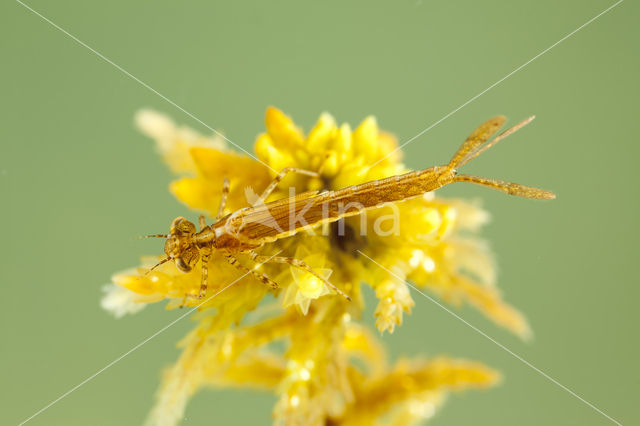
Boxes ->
[103,107,530,425]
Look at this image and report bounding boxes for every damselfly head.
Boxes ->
[164,217,200,273]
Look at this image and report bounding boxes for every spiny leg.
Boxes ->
[249,251,351,301]
[197,247,212,299]
[224,254,279,290]
[179,247,210,306]
[217,178,230,220]
[258,167,319,204]
[173,216,209,306]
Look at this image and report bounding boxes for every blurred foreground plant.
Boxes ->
[102,108,530,425]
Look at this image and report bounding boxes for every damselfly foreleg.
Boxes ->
[179,245,210,306]
[198,246,212,298]
[217,178,230,220]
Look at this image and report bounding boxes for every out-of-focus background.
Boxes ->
[2,1,638,425]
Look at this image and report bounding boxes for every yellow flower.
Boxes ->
[105,108,529,425]
[282,244,333,315]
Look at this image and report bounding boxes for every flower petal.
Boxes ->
[265,106,304,147]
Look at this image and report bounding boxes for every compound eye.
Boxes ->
[175,257,192,273]
[175,246,200,273]
[171,217,196,235]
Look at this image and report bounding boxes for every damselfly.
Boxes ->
[144,116,554,301]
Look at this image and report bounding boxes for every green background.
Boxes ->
[2,1,638,425]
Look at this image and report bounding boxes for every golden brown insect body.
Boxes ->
[148,115,555,301]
